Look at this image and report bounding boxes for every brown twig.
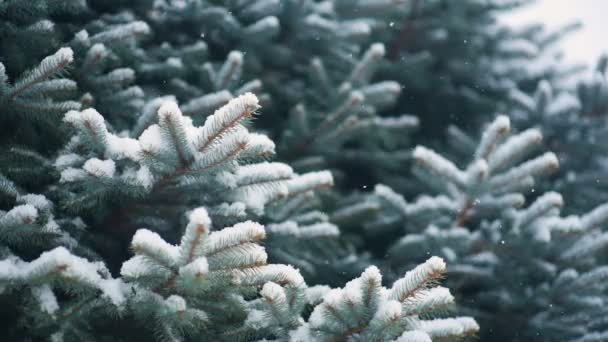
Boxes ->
[455,199,474,227]
[388,0,421,60]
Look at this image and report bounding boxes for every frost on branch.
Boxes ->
[0,48,80,126]
[120,207,306,340]
[412,116,557,221]
[333,116,558,237]
[56,93,292,222]
[136,42,267,118]
[263,170,368,285]
[0,247,127,338]
[389,192,608,341]
[508,80,586,174]
[280,43,418,174]
[1,247,126,305]
[510,80,580,127]
[509,69,608,209]
[0,174,81,253]
[294,257,478,341]
[70,22,150,118]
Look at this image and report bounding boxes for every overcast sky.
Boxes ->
[501,0,608,69]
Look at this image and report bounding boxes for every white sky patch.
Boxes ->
[501,0,608,69]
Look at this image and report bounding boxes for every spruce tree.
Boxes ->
[1,1,607,341]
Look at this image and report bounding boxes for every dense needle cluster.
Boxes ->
[1,1,608,341]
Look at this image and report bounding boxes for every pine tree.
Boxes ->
[1,1,607,341]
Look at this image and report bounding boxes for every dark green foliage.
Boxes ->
[1,1,608,341]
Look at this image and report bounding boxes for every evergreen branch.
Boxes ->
[196,93,259,153]
[389,257,446,304]
[8,48,73,100]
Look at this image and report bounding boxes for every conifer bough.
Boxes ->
[2,1,608,341]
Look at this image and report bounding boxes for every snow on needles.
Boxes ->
[0,247,126,307]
